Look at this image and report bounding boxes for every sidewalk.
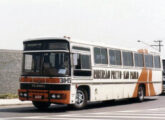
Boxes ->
[0,99,31,106]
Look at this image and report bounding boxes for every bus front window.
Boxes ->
[22,52,70,76]
[23,53,42,76]
[43,53,70,76]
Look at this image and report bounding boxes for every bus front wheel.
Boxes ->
[72,88,88,109]
[32,101,51,110]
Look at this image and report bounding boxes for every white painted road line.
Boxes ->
[2,107,165,120]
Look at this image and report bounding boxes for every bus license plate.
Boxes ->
[34,95,42,99]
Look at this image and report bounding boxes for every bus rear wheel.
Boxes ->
[32,101,51,110]
[137,85,145,102]
[72,88,88,109]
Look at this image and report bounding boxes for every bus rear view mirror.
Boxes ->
[73,54,78,66]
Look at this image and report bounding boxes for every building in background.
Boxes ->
[0,50,22,94]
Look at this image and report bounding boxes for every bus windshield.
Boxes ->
[22,52,70,76]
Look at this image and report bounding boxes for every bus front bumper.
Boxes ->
[18,89,70,104]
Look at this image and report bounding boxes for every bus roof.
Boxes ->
[24,37,160,55]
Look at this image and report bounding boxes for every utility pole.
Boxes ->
[151,40,164,52]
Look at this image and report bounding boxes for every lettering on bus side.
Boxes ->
[130,72,139,79]
[94,70,139,79]
[94,70,110,79]
[111,71,122,79]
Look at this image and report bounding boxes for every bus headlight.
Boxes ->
[20,93,23,97]
[57,94,60,99]
[24,93,27,97]
[51,94,56,99]
[19,92,28,97]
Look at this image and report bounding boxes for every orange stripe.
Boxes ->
[18,89,27,92]
[46,78,60,83]
[33,78,45,83]
[20,77,32,82]
[149,70,156,96]
[138,49,148,54]
[20,77,60,83]
[132,68,156,98]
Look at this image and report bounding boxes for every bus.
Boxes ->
[18,37,162,109]
[163,59,165,92]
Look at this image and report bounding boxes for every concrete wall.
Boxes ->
[0,50,22,94]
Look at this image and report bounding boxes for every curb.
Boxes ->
[0,99,31,106]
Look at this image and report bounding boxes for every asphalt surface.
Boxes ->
[0,95,165,120]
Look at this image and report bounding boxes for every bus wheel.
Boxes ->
[72,88,88,109]
[32,101,51,110]
[137,85,145,102]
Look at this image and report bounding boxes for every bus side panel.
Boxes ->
[152,70,162,95]
[90,84,136,102]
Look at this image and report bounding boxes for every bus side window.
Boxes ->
[122,51,134,67]
[134,53,144,67]
[154,55,161,68]
[73,53,91,76]
[144,54,153,68]
[94,47,108,64]
[109,49,121,65]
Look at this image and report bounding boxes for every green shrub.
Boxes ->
[0,94,18,99]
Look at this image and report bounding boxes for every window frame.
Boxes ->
[122,50,134,67]
[72,52,92,77]
[144,54,153,68]
[153,55,161,69]
[109,48,122,67]
[94,47,108,65]
[134,53,144,68]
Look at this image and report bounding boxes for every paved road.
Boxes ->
[0,95,165,120]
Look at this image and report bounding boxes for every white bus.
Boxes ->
[19,38,163,109]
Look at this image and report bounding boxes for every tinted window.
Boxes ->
[74,54,90,69]
[134,53,144,67]
[145,55,153,68]
[94,48,101,64]
[94,47,108,64]
[24,42,42,50]
[73,53,91,76]
[48,42,69,50]
[154,56,160,68]
[122,51,133,66]
[81,55,91,69]
[109,49,121,65]
[101,48,108,64]
[24,40,69,51]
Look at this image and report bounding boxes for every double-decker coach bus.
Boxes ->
[18,38,162,109]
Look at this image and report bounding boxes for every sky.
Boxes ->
[0,0,165,58]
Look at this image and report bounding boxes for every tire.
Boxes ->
[71,88,88,109]
[137,85,145,102]
[32,101,51,110]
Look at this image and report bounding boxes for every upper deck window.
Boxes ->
[134,53,144,67]
[94,47,108,64]
[144,54,153,68]
[122,51,133,66]
[154,55,161,68]
[24,40,69,51]
[109,49,121,65]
